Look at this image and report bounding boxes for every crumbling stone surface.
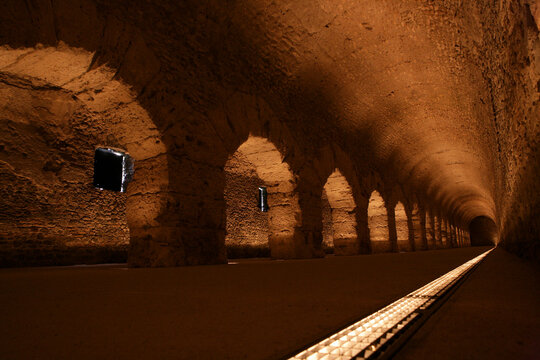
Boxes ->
[0,74,129,266]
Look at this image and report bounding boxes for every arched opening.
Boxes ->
[395,202,410,252]
[321,169,358,256]
[469,216,498,246]
[368,190,391,253]
[224,135,300,259]
[0,45,168,267]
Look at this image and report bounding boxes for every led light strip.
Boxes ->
[289,249,493,360]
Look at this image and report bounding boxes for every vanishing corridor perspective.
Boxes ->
[0,0,539,359]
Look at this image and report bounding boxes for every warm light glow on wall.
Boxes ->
[395,202,409,251]
[322,169,358,255]
[368,191,390,253]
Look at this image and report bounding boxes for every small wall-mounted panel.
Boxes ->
[93,148,134,193]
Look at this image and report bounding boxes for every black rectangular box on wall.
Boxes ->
[93,148,134,193]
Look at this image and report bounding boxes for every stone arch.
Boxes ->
[395,201,410,252]
[321,169,359,255]
[224,135,300,259]
[209,91,322,261]
[0,44,169,266]
[368,190,392,253]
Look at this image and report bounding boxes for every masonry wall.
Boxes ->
[475,1,540,259]
[0,78,128,266]
[224,152,270,258]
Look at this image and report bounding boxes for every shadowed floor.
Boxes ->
[0,247,490,359]
[395,248,540,360]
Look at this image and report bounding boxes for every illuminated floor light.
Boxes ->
[289,249,493,360]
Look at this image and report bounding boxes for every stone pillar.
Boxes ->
[426,211,436,249]
[434,215,442,248]
[441,219,448,247]
[130,155,227,267]
[411,204,425,250]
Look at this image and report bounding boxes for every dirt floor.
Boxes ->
[395,247,540,360]
[0,247,491,359]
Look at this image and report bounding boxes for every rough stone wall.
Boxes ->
[416,0,539,257]
[0,77,129,266]
[224,151,269,258]
[474,0,540,258]
[395,202,410,252]
[0,45,167,267]
[323,169,358,255]
[368,190,391,253]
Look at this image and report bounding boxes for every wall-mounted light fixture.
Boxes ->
[258,186,269,212]
[93,147,134,193]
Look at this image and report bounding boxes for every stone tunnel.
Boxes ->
[0,1,538,359]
